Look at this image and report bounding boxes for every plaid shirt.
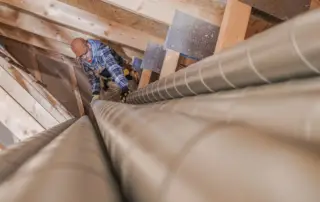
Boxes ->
[79,40,128,94]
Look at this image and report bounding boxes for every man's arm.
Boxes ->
[88,73,101,95]
[79,60,101,95]
[101,48,129,92]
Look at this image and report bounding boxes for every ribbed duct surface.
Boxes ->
[145,77,320,146]
[127,9,320,104]
[92,100,320,202]
[0,117,122,202]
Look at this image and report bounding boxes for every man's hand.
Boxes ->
[91,94,100,103]
[120,87,130,103]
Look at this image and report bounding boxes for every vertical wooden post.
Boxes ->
[159,49,180,79]
[215,0,251,53]
[69,65,85,116]
[138,69,153,89]
[310,0,320,9]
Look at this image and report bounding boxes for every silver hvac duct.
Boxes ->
[142,77,320,146]
[0,116,122,202]
[0,119,75,182]
[127,9,320,104]
[92,100,320,202]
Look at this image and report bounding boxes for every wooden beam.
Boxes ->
[215,0,251,53]
[0,4,145,59]
[0,56,73,122]
[99,0,225,26]
[138,69,153,89]
[310,0,320,9]
[0,63,60,129]
[159,49,180,79]
[0,0,164,51]
[0,87,44,141]
[69,64,85,116]
[59,0,168,40]
[0,23,74,57]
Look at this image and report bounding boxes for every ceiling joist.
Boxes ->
[99,0,226,26]
[0,4,144,60]
[0,0,164,51]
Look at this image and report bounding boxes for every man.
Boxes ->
[71,38,129,102]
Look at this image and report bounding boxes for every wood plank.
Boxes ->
[0,63,59,129]
[215,0,251,53]
[60,0,168,39]
[0,0,164,51]
[69,64,85,116]
[99,0,225,26]
[0,57,72,122]
[0,23,74,57]
[138,69,153,89]
[160,49,180,79]
[0,4,145,59]
[0,87,44,141]
[310,0,320,9]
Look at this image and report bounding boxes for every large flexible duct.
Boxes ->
[0,116,122,202]
[0,119,75,182]
[92,100,320,202]
[142,77,320,146]
[127,9,320,104]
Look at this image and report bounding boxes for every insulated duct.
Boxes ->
[0,117,122,202]
[92,100,320,202]
[145,77,320,146]
[127,9,320,104]
[0,119,75,182]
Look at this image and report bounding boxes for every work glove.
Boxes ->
[120,87,130,103]
[91,94,100,104]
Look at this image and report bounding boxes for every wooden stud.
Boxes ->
[215,0,251,53]
[138,69,153,89]
[69,64,85,116]
[159,49,180,79]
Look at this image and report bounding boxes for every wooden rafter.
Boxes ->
[0,0,164,51]
[0,56,73,122]
[0,23,74,57]
[0,4,144,60]
[0,59,60,128]
[99,0,226,26]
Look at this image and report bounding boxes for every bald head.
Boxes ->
[71,38,88,57]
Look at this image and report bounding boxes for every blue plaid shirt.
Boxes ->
[78,39,128,94]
